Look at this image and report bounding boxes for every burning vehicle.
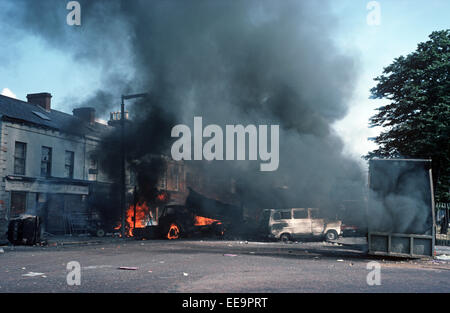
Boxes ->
[260,208,342,242]
[131,188,242,240]
[159,204,224,240]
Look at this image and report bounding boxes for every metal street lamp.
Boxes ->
[120,93,148,238]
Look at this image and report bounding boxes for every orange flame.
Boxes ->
[126,202,151,237]
[194,216,220,226]
[167,223,180,240]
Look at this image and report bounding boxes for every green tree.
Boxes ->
[367,30,450,203]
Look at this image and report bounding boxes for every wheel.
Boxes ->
[213,222,225,237]
[96,229,105,238]
[280,233,291,243]
[167,223,181,240]
[325,230,338,241]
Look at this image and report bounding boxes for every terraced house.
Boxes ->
[0,92,112,237]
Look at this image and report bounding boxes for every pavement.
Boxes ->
[0,237,449,293]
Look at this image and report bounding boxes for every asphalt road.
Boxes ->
[0,238,449,293]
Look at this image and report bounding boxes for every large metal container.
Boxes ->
[367,159,435,258]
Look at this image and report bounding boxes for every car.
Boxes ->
[158,204,224,240]
[261,208,342,242]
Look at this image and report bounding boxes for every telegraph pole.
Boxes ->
[120,93,149,238]
[120,95,126,238]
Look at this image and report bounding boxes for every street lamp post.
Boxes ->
[120,93,148,238]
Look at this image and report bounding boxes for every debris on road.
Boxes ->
[224,254,237,257]
[118,267,139,270]
[0,248,4,253]
[22,272,45,277]
[337,259,344,262]
[183,272,189,276]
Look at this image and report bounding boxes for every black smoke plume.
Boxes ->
[8,0,366,223]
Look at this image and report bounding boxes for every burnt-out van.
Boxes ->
[261,208,342,242]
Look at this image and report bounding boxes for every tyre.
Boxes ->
[167,223,181,240]
[325,230,338,241]
[96,229,105,238]
[280,233,291,243]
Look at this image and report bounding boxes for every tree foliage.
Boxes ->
[367,30,450,202]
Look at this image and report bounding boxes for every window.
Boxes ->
[158,171,167,190]
[10,192,26,217]
[64,151,74,179]
[273,212,281,221]
[169,166,179,191]
[41,147,52,177]
[309,209,321,219]
[88,157,98,181]
[280,211,292,219]
[14,142,26,175]
[293,209,308,219]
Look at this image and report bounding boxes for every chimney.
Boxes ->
[27,93,52,111]
[73,107,96,124]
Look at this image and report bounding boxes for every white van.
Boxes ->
[262,208,342,242]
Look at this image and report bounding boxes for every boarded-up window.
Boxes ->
[10,192,26,217]
[14,142,26,175]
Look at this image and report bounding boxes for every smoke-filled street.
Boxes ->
[0,0,449,302]
[0,238,449,293]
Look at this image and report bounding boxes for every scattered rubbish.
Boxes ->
[83,265,113,270]
[183,272,189,276]
[249,252,255,254]
[349,262,354,267]
[118,267,139,270]
[337,259,344,262]
[159,261,165,264]
[148,270,153,273]
[0,248,4,253]
[22,272,45,277]
[224,254,237,257]
[436,254,450,261]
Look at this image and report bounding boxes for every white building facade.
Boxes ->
[0,93,112,236]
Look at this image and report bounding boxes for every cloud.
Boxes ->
[1,88,17,99]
